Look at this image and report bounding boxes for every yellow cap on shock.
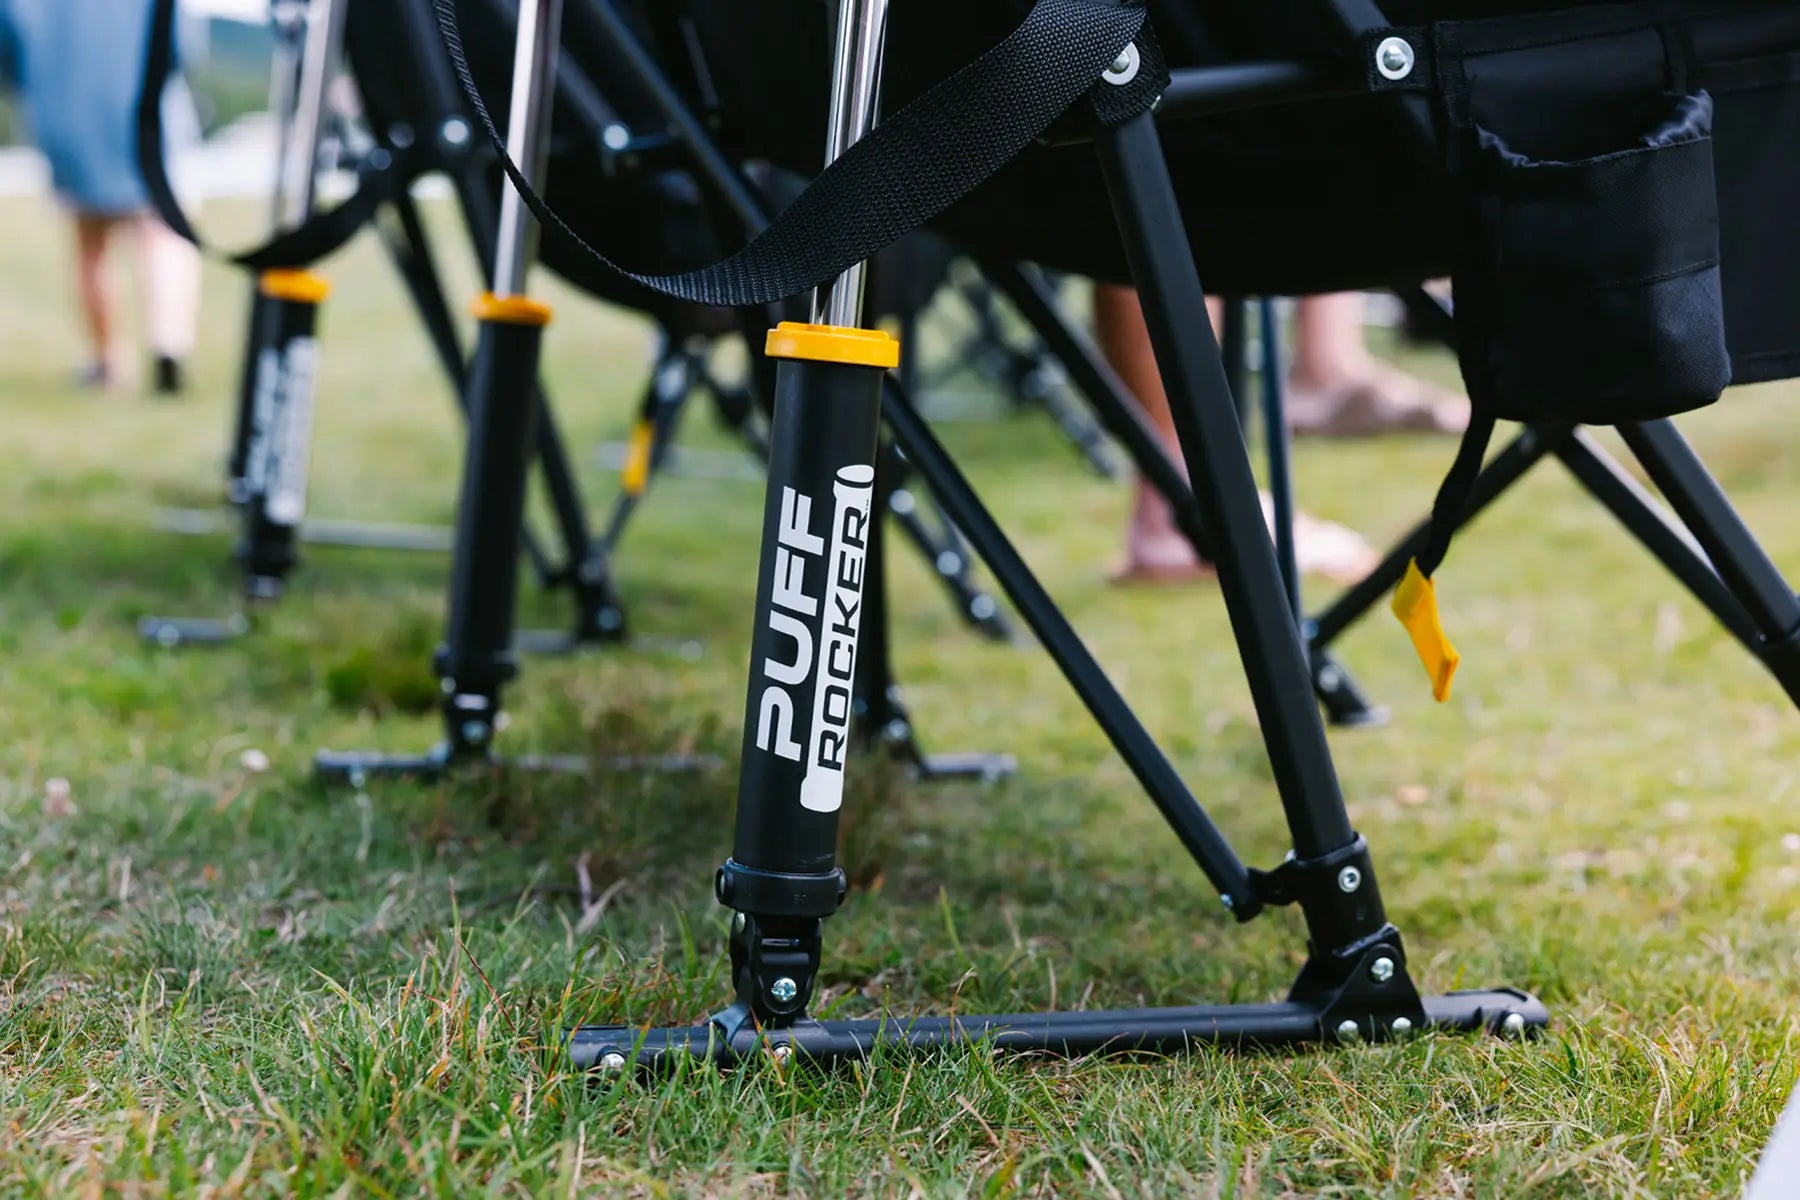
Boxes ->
[765,321,900,370]
[259,269,331,304]
[472,293,555,327]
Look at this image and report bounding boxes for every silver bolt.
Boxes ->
[1103,43,1141,86]
[599,1051,627,1071]
[731,912,746,933]
[890,489,916,516]
[1501,1011,1527,1038]
[1318,665,1343,691]
[936,551,963,576]
[602,124,631,151]
[1369,956,1395,984]
[1375,37,1415,81]
[770,977,799,1004]
[460,721,490,745]
[1391,1016,1415,1038]
[442,117,471,146]
[772,1044,793,1065]
[1336,1019,1360,1042]
[970,595,998,621]
[1337,865,1363,894]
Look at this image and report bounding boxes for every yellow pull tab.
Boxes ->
[621,419,655,497]
[1391,559,1460,703]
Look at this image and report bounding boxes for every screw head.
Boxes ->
[1337,865,1363,894]
[1102,43,1141,86]
[731,911,746,933]
[441,117,471,146]
[1318,665,1343,691]
[970,595,998,621]
[1336,1019,1361,1042]
[1375,36,1415,81]
[1369,956,1396,984]
[771,1044,793,1064]
[936,551,963,576]
[599,1051,627,1071]
[1391,1016,1415,1038]
[460,720,490,746]
[770,977,799,1004]
[1501,1011,1527,1038]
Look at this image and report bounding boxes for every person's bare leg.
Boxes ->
[1095,281,1211,580]
[73,213,122,387]
[1287,291,1467,436]
[1098,284,1378,585]
[133,214,201,394]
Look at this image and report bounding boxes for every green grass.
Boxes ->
[0,193,1796,1197]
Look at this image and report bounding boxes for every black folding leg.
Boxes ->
[853,443,1018,783]
[1618,420,1800,703]
[984,262,1382,725]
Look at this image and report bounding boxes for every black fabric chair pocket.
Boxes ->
[1455,90,1730,424]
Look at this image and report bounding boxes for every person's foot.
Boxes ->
[1114,487,1379,588]
[75,361,114,391]
[153,354,185,397]
[1286,362,1468,437]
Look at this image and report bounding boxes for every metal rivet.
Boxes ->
[1501,1011,1527,1038]
[1391,1016,1415,1038]
[1369,956,1395,984]
[1375,36,1415,82]
[970,595,998,621]
[1337,865,1363,894]
[460,721,489,745]
[1318,665,1343,691]
[731,911,746,933]
[771,1044,793,1064]
[770,977,799,1004]
[441,117,471,146]
[1336,1019,1361,1042]
[602,124,631,151]
[936,551,963,575]
[599,1051,627,1071]
[1103,43,1141,87]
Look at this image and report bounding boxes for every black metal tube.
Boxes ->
[731,357,885,878]
[1259,298,1302,621]
[1308,426,1562,650]
[1221,297,1250,428]
[437,314,545,694]
[881,380,1253,905]
[1095,112,1352,861]
[380,190,559,586]
[568,985,1545,1068]
[1555,431,1758,648]
[1156,62,1352,122]
[1618,420,1800,644]
[238,286,324,590]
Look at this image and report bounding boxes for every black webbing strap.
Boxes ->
[135,0,413,271]
[430,0,1147,307]
[1415,408,1495,578]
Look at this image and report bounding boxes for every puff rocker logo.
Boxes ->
[753,464,875,814]
[244,337,320,527]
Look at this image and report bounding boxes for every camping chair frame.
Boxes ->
[563,0,1545,1069]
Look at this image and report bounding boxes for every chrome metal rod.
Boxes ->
[809,0,890,328]
[275,0,348,231]
[493,0,564,297]
[264,1,307,228]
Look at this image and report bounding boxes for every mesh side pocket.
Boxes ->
[1455,90,1730,424]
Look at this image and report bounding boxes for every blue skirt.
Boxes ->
[2,0,200,215]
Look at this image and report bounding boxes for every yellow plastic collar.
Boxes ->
[764,322,900,370]
[472,293,555,327]
[1391,559,1460,703]
[259,269,331,304]
[621,418,655,497]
